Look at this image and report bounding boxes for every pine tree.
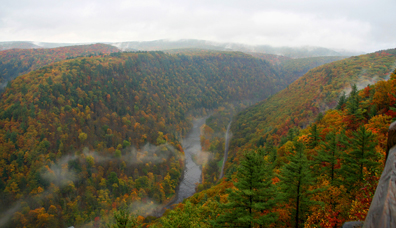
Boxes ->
[308,124,320,149]
[313,131,348,185]
[264,140,277,163]
[336,92,347,110]
[278,141,314,228]
[346,84,364,120]
[215,150,278,227]
[287,127,300,142]
[341,126,379,191]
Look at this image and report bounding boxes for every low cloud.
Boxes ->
[0,0,395,52]
[0,143,180,226]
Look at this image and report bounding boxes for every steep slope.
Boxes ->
[165,49,346,85]
[278,56,348,84]
[0,44,120,89]
[230,49,396,153]
[149,69,396,228]
[0,51,285,227]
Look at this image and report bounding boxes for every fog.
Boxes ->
[0,0,395,52]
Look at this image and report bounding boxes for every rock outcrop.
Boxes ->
[362,121,396,228]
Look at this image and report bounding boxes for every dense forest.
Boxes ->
[1,43,395,228]
[276,56,348,85]
[0,50,293,227]
[0,44,120,88]
[229,49,396,155]
[148,68,396,228]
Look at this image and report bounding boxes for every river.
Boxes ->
[173,117,206,204]
[153,117,206,216]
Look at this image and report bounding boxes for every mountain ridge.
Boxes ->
[0,39,362,58]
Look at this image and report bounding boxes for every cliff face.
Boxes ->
[363,122,396,228]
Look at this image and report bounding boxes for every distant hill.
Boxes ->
[111,39,362,58]
[246,52,292,65]
[0,43,120,90]
[0,41,41,50]
[0,41,90,50]
[0,40,361,58]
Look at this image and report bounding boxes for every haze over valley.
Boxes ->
[0,0,395,227]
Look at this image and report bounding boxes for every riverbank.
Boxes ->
[150,117,207,217]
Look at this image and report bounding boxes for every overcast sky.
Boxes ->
[0,0,395,52]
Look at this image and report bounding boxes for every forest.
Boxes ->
[0,44,119,90]
[0,44,395,228]
[0,50,294,227]
[230,49,396,153]
[149,68,396,228]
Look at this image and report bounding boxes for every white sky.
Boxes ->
[0,0,395,52]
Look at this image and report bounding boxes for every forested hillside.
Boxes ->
[161,54,349,192]
[230,49,396,155]
[150,68,396,228]
[0,44,120,89]
[277,56,348,85]
[0,51,287,227]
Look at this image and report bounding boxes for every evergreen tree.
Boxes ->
[346,84,364,120]
[307,124,320,149]
[265,140,277,163]
[336,92,347,110]
[341,126,379,191]
[215,150,278,227]
[278,141,315,228]
[287,128,300,142]
[313,131,347,185]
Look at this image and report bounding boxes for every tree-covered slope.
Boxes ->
[149,68,396,228]
[166,49,346,89]
[0,51,286,227]
[278,56,348,85]
[230,49,396,153]
[0,44,120,88]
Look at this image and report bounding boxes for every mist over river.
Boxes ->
[173,117,207,204]
[153,117,206,216]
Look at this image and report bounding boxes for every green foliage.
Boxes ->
[341,126,380,191]
[278,141,315,228]
[346,84,365,120]
[107,210,139,228]
[158,201,212,228]
[214,150,278,227]
[313,131,347,185]
[336,92,347,110]
[307,124,320,149]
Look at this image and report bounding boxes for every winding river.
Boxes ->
[173,117,207,204]
[153,117,206,216]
